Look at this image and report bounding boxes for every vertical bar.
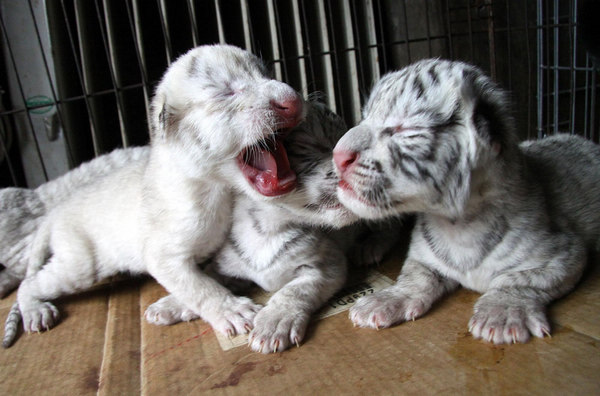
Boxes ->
[364,0,380,84]
[187,0,199,47]
[297,0,317,93]
[351,0,383,93]
[349,1,365,87]
[505,0,511,86]
[339,0,361,124]
[157,0,173,64]
[466,0,474,62]
[589,58,597,140]
[214,0,226,44]
[60,0,102,156]
[486,0,496,80]
[374,0,388,70]
[291,0,308,97]
[324,0,346,121]
[240,0,252,51]
[583,54,591,138]
[552,0,559,134]
[537,0,544,138]
[0,118,18,184]
[127,0,152,121]
[97,0,129,147]
[524,0,534,138]
[401,0,411,63]
[570,0,578,135]
[266,0,283,81]
[424,0,432,57]
[545,0,552,136]
[271,0,292,84]
[444,0,454,59]
[315,0,336,111]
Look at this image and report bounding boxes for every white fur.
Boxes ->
[7,45,305,346]
[144,103,397,353]
[0,147,149,297]
[334,59,600,344]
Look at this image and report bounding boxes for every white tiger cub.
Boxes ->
[4,44,306,347]
[224,104,400,352]
[144,102,385,353]
[333,59,600,344]
[0,147,148,298]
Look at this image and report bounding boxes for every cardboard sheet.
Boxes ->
[1,252,599,395]
[0,288,109,394]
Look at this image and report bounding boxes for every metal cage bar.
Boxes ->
[0,0,599,188]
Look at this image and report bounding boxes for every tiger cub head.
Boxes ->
[333,59,517,220]
[277,101,359,228]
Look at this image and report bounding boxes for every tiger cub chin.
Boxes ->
[333,58,600,344]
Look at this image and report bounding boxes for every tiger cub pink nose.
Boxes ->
[270,97,303,120]
[333,149,359,175]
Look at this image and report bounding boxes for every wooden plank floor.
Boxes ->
[1,253,599,395]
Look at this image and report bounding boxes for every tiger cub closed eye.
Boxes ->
[334,58,600,344]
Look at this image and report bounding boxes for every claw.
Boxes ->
[244,323,252,333]
[542,328,552,338]
[274,339,279,353]
[259,340,264,354]
[294,337,300,348]
[226,329,234,339]
[511,328,517,344]
[487,328,495,343]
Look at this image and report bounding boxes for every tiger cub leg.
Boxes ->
[144,263,256,330]
[249,248,347,353]
[17,249,97,333]
[469,235,587,344]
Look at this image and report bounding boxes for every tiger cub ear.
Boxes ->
[149,93,167,141]
[472,98,503,156]
[149,93,181,142]
[461,68,516,156]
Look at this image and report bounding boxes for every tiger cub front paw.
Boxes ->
[248,305,309,353]
[469,298,551,344]
[349,289,426,329]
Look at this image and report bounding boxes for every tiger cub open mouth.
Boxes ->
[238,129,298,197]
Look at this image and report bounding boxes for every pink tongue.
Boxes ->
[252,148,277,174]
[241,140,297,196]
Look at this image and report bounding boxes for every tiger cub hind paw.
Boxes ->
[22,301,60,333]
[205,295,262,337]
[468,302,551,344]
[144,296,199,326]
[349,290,427,329]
